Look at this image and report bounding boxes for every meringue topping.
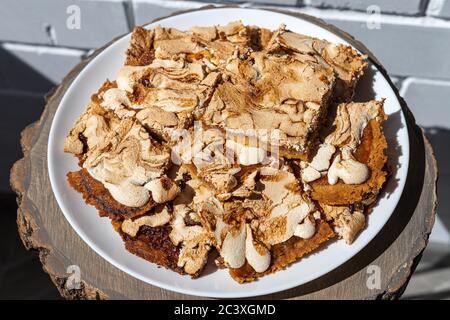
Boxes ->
[121,205,171,237]
[245,224,271,273]
[221,223,246,268]
[294,215,316,239]
[325,101,384,150]
[83,120,171,207]
[328,153,370,185]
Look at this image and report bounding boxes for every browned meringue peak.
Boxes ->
[190,26,218,42]
[293,214,317,239]
[327,152,370,185]
[117,59,206,94]
[335,209,365,244]
[64,100,121,156]
[121,204,171,237]
[135,106,190,142]
[217,20,249,44]
[266,24,367,102]
[169,204,212,275]
[325,100,385,150]
[246,25,274,51]
[82,119,174,207]
[120,61,219,114]
[125,25,203,66]
[172,162,315,273]
[253,167,316,246]
[154,36,202,61]
[245,224,271,272]
[298,143,336,183]
[320,204,365,244]
[191,22,254,67]
[170,126,240,195]
[125,26,155,66]
[320,203,351,221]
[249,52,335,107]
[198,23,271,61]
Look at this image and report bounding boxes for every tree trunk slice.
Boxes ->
[10,6,437,300]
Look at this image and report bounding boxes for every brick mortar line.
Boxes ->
[0,40,93,53]
[149,1,450,21]
[1,42,87,56]
[298,0,428,17]
[132,0,212,9]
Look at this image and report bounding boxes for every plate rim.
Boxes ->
[47,6,410,298]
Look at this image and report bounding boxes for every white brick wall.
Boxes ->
[1,0,448,243]
[304,0,426,15]
[0,0,130,48]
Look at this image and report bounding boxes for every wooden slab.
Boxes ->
[10,6,437,300]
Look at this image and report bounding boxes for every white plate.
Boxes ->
[48,7,409,298]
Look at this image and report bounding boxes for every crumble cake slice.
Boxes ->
[302,100,388,206]
[266,24,367,102]
[109,56,220,142]
[66,115,180,210]
[190,162,334,280]
[292,100,388,245]
[319,204,366,245]
[229,220,335,283]
[64,81,121,161]
[124,22,342,160]
[200,54,336,160]
[117,164,217,277]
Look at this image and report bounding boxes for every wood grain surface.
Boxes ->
[10,6,437,300]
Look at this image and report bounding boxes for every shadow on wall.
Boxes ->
[0,194,61,299]
[425,127,450,235]
[0,45,54,192]
[0,47,61,298]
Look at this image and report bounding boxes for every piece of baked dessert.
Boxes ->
[171,163,336,283]
[66,115,211,276]
[294,100,388,244]
[201,53,336,160]
[266,24,367,102]
[303,100,387,206]
[208,166,336,283]
[124,21,347,160]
